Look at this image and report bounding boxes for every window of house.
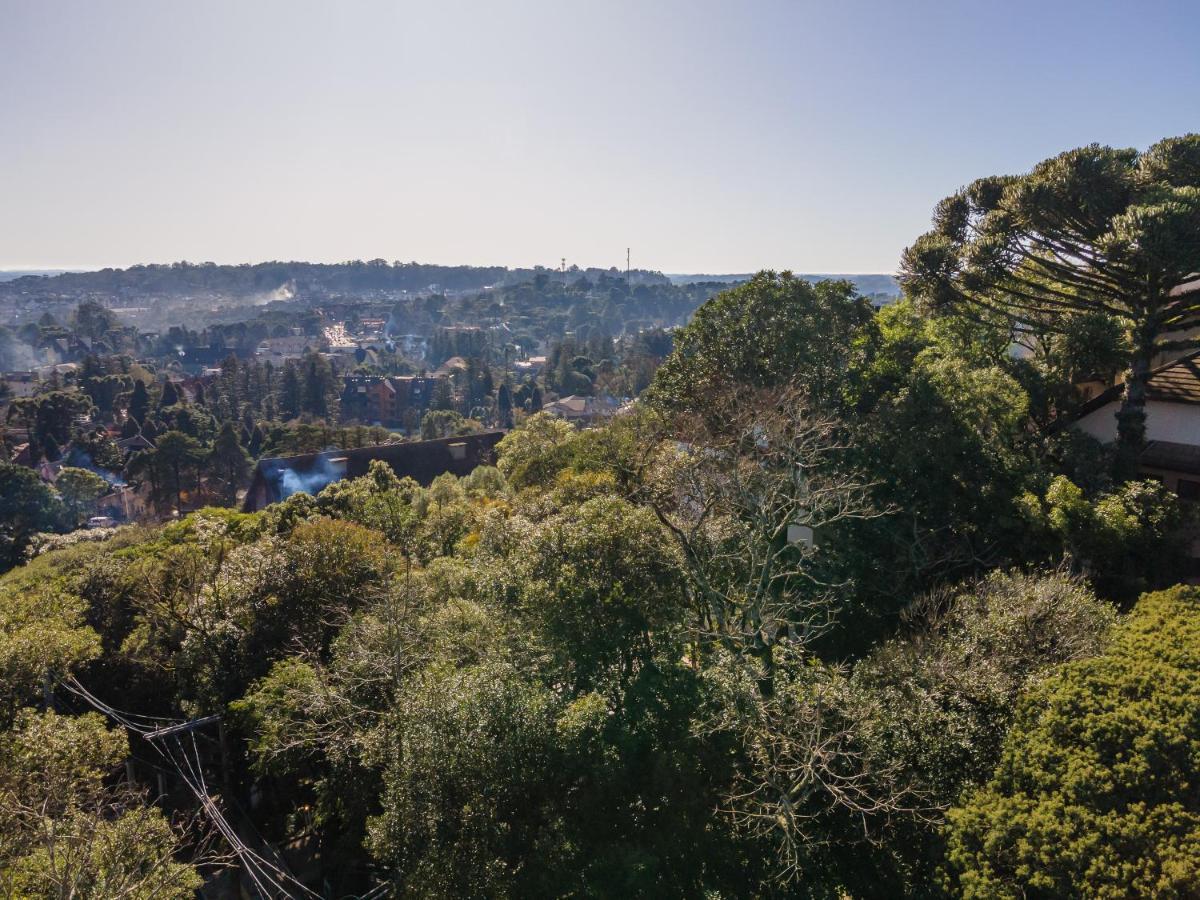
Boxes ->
[1177,478,1200,502]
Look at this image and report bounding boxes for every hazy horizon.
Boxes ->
[3,0,1198,273]
[0,261,898,276]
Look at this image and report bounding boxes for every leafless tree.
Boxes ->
[648,382,883,694]
[646,382,929,882]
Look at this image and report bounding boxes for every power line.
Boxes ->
[60,675,321,900]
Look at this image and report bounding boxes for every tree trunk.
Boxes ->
[1115,339,1154,482]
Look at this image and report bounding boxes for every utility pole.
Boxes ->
[626,247,630,281]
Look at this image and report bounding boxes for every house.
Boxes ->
[174,345,255,374]
[241,430,505,512]
[256,335,317,366]
[340,375,441,427]
[98,482,152,522]
[1150,276,1200,369]
[116,433,155,455]
[2,372,40,399]
[513,355,547,376]
[341,375,398,424]
[542,394,619,425]
[1074,350,1200,498]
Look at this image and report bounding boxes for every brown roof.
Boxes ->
[1167,275,1200,298]
[1072,350,1200,422]
[1145,355,1200,405]
[1141,440,1200,477]
[242,430,504,511]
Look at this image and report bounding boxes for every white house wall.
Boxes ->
[1075,400,1200,445]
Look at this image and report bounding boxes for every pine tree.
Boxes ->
[498,382,513,428]
[128,380,150,425]
[279,362,302,420]
[206,422,252,505]
[248,424,264,458]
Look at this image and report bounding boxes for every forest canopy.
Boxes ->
[2,136,1200,898]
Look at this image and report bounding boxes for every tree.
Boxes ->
[838,571,1116,897]
[66,427,123,472]
[247,423,265,458]
[0,710,205,898]
[645,384,916,881]
[1020,475,1190,604]
[301,351,336,418]
[279,361,302,420]
[497,382,514,428]
[126,431,204,514]
[6,392,94,459]
[366,660,567,898]
[648,271,873,421]
[514,495,686,690]
[495,413,577,490]
[158,378,180,408]
[55,467,109,528]
[431,376,455,411]
[206,422,252,505]
[419,409,479,441]
[128,379,150,425]
[944,584,1200,898]
[70,300,119,342]
[649,383,879,695]
[901,136,1200,474]
[0,463,63,571]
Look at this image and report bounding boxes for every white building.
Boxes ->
[1074,351,1200,498]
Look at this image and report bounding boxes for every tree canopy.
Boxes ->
[945,585,1200,899]
[901,136,1200,472]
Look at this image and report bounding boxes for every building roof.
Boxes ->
[1167,274,1200,298]
[1140,440,1200,477]
[117,434,156,452]
[542,394,619,419]
[1143,354,1200,405]
[242,430,505,511]
[1072,350,1200,422]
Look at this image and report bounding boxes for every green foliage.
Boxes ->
[55,466,109,528]
[1021,476,1190,603]
[206,421,252,504]
[513,495,685,689]
[0,710,202,898]
[649,271,873,418]
[902,135,1200,472]
[367,660,566,898]
[839,571,1116,895]
[944,585,1200,899]
[0,463,64,570]
[6,391,94,460]
[4,176,1198,893]
[419,408,481,440]
[124,429,206,514]
[495,412,577,490]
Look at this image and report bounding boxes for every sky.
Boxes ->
[2,0,1198,275]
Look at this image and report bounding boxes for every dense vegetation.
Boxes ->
[3,135,1200,897]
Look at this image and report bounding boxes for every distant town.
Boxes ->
[0,260,899,532]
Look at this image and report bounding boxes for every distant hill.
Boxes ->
[0,269,84,282]
[0,261,671,300]
[0,263,899,303]
[668,272,900,298]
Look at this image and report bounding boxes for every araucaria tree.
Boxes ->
[901,135,1200,473]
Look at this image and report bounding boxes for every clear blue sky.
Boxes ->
[2,0,1197,274]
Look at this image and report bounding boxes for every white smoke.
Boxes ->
[276,454,345,499]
